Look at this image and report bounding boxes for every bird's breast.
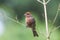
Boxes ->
[26,17,32,23]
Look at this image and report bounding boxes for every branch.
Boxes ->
[58,9,60,10]
[42,0,50,40]
[40,32,46,37]
[58,4,60,10]
[3,13,25,26]
[38,31,46,39]
[48,4,60,38]
[46,0,51,4]
[37,0,43,4]
[52,11,59,24]
[52,4,60,24]
[42,0,49,40]
[49,26,60,37]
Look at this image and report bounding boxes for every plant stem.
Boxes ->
[43,0,49,40]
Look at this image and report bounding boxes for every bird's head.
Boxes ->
[24,12,32,17]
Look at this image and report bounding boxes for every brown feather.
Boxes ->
[24,12,39,37]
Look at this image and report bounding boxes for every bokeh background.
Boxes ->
[0,0,60,40]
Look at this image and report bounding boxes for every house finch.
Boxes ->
[24,12,38,37]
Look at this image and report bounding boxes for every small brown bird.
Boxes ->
[24,12,38,37]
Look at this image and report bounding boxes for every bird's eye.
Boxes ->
[27,14,29,15]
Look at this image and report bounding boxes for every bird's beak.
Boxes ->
[24,14,26,16]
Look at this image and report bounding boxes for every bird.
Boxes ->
[24,12,38,37]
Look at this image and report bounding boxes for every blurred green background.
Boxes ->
[0,0,60,40]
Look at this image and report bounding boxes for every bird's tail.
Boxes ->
[32,30,38,37]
